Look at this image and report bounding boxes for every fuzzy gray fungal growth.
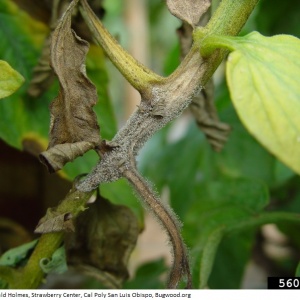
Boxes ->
[76,94,194,191]
[75,27,224,289]
[76,46,209,192]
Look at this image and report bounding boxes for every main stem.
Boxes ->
[11,233,64,289]
[77,0,260,289]
[0,0,260,289]
[205,0,260,36]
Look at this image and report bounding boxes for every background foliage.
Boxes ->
[0,0,300,289]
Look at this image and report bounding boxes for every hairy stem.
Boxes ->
[123,167,192,289]
[76,0,260,288]
[0,0,261,290]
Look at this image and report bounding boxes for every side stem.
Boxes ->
[123,167,192,289]
[79,0,163,94]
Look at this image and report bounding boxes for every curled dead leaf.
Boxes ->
[190,80,231,151]
[35,209,74,233]
[176,8,211,60]
[40,141,95,173]
[34,176,96,234]
[27,36,54,98]
[27,0,105,98]
[27,0,69,98]
[39,0,101,172]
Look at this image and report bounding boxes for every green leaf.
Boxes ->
[208,230,255,289]
[199,226,225,289]
[182,178,268,288]
[39,246,67,274]
[0,240,38,267]
[296,262,300,277]
[0,0,55,148]
[183,177,300,288]
[124,258,168,289]
[0,60,24,99]
[217,32,300,175]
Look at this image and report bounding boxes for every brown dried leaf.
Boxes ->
[34,176,96,234]
[40,0,101,172]
[176,9,211,60]
[35,209,74,233]
[176,22,193,61]
[166,0,211,27]
[27,0,105,98]
[190,80,231,151]
[27,0,69,98]
[65,194,139,288]
[27,36,55,98]
[40,142,95,173]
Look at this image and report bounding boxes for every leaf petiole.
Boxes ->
[198,34,242,57]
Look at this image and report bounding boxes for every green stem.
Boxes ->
[201,0,260,36]
[1,181,95,289]
[11,233,64,289]
[168,0,259,87]
[79,0,163,95]
[193,0,259,57]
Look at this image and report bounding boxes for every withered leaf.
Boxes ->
[34,176,96,234]
[27,0,105,98]
[40,142,95,173]
[176,8,211,60]
[65,193,139,288]
[166,0,211,27]
[27,0,69,98]
[35,209,74,233]
[27,36,54,98]
[177,22,193,61]
[190,80,231,151]
[40,0,100,172]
